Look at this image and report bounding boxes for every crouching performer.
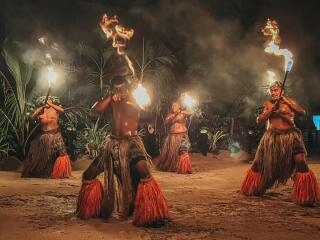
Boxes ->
[240,81,320,206]
[76,76,169,227]
[22,98,72,178]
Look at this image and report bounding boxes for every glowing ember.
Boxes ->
[100,14,136,77]
[262,19,293,72]
[182,93,198,110]
[38,37,47,45]
[47,66,58,87]
[132,84,151,109]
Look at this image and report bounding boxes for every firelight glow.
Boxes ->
[47,66,58,87]
[132,84,151,109]
[182,93,198,110]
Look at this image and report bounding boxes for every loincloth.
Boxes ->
[99,135,151,219]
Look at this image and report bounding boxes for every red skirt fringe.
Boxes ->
[293,170,320,206]
[76,179,104,219]
[133,177,169,226]
[51,155,72,178]
[240,168,262,196]
[177,153,192,174]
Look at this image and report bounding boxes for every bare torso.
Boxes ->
[269,101,295,131]
[166,112,188,134]
[111,97,139,136]
[39,107,59,132]
[257,97,305,132]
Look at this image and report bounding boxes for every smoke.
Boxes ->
[130,0,320,116]
[130,0,271,119]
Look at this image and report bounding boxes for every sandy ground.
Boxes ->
[0,152,320,240]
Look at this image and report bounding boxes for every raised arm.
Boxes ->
[31,107,44,120]
[47,102,65,113]
[165,113,176,124]
[282,97,306,116]
[91,95,113,113]
[256,101,274,124]
[181,110,192,116]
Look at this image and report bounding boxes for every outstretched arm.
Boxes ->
[282,97,306,116]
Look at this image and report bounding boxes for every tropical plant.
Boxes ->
[0,129,10,156]
[0,44,37,159]
[132,39,177,147]
[74,117,111,159]
[200,127,228,152]
[76,43,116,99]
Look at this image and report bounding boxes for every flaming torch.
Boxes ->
[44,66,58,104]
[132,83,151,109]
[100,13,151,109]
[182,93,198,111]
[262,19,294,98]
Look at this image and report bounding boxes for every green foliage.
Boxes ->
[0,43,37,159]
[74,118,111,159]
[200,127,228,152]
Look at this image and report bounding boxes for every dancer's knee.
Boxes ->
[135,158,151,179]
[294,153,308,172]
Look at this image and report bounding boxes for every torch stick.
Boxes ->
[279,70,289,98]
[44,86,51,104]
[275,60,293,108]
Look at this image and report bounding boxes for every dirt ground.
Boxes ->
[0,152,320,240]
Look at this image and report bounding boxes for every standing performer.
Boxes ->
[240,81,320,206]
[76,76,169,227]
[22,98,72,178]
[157,102,192,174]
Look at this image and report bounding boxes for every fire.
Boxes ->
[182,93,198,110]
[47,66,58,87]
[132,84,151,109]
[100,14,136,77]
[262,19,293,72]
[267,70,276,85]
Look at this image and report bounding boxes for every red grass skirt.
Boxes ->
[133,177,169,226]
[51,155,72,178]
[177,153,192,174]
[76,179,104,219]
[293,170,320,206]
[240,168,262,196]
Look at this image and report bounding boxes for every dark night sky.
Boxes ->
[0,0,320,114]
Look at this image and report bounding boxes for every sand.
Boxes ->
[0,152,319,240]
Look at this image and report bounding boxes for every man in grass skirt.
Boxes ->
[22,98,72,178]
[76,75,169,227]
[240,81,320,206]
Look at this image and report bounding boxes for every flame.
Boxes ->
[132,84,151,109]
[100,14,136,77]
[47,66,58,87]
[262,19,293,72]
[182,93,197,110]
[267,70,276,85]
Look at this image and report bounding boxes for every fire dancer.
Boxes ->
[157,102,192,174]
[22,98,72,178]
[76,75,169,227]
[240,81,320,205]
